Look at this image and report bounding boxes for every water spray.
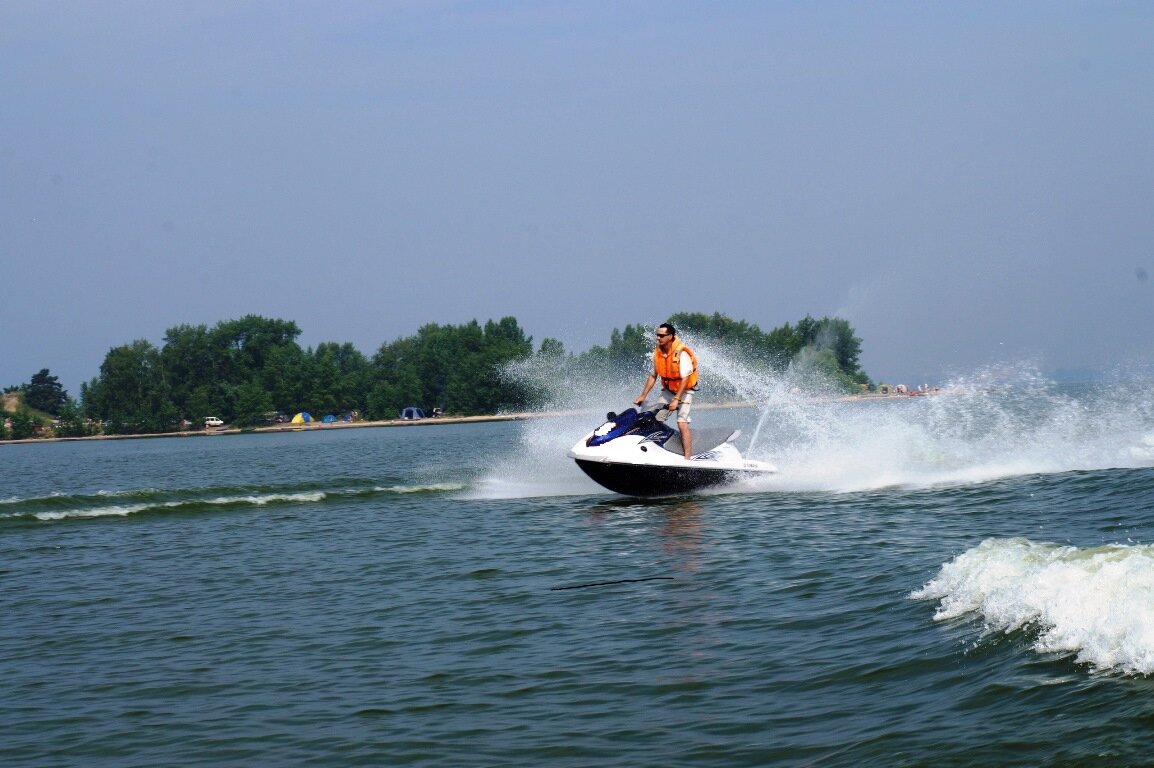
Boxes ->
[492,336,1154,497]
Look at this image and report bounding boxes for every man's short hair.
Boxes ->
[659,322,677,337]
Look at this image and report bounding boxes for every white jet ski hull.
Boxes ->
[569,421,776,497]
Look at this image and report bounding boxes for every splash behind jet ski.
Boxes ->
[568,406,777,497]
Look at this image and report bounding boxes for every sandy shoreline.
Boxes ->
[0,411,545,446]
[0,391,941,447]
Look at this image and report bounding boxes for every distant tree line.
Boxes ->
[569,312,867,393]
[2,312,868,438]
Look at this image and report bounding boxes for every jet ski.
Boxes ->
[568,406,777,497]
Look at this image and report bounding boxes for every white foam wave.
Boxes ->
[1,491,68,506]
[32,492,328,521]
[378,483,467,494]
[204,492,328,506]
[912,537,1154,675]
[35,506,146,521]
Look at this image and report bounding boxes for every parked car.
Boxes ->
[204,416,225,427]
[399,407,424,421]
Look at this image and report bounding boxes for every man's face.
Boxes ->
[656,327,674,350]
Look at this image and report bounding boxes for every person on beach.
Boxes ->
[633,322,698,460]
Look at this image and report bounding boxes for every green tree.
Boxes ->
[311,342,372,415]
[793,346,843,379]
[476,317,534,412]
[155,316,305,422]
[369,316,534,417]
[212,315,302,376]
[795,315,822,347]
[24,369,68,415]
[668,312,766,351]
[234,381,276,427]
[53,397,93,438]
[815,317,864,381]
[9,407,42,439]
[765,322,803,366]
[185,385,219,426]
[369,336,423,418]
[260,343,310,415]
[161,323,218,416]
[782,315,867,387]
[538,338,565,358]
[574,323,649,380]
[86,339,177,434]
[420,321,475,412]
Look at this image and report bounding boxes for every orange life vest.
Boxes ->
[654,340,698,392]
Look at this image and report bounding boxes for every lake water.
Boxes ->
[5,379,1154,766]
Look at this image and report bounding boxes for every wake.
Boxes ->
[913,537,1154,676]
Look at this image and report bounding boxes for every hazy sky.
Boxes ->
[4,2,1152,395]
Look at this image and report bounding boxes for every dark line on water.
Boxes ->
[796,738,869,767]
[550,576,675,591]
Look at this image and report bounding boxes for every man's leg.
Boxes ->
[654,390,673,422]
[676,390,694,459]
[678,422,692,459]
